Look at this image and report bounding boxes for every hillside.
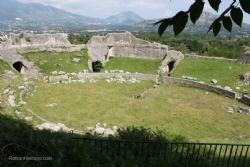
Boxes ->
[0,0,104,31]
[105,11,144,25]
[0,0,144,31]
[0,0,249,34]
[135,12,250,34]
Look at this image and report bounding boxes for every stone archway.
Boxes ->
[12,61,25,74]
[92,61,103,72]
[168,60,176,72]
[159,51,184,74]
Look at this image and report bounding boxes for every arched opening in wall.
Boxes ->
[106,46,113,61]
[92,61,103,72]
[168,61,176,73]
[12,61,25,73]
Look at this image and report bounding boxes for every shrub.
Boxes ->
[25,37,31,42]
[19,33,24,39]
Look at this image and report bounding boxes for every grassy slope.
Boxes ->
[173,57,250,93]
[24,81,250,143]
[103,57,161,74]
[23,49,89,75]
[0,59,11,73]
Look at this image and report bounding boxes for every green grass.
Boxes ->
[103,57,161,74]
[23,49,89,75]
[24,81,250,143]
[173,57,250,93]
[0,59,11,73]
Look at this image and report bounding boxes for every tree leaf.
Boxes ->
[158,19,170,36]
[239,0,250,14]
[190,1,205,24]
[208,0,221,11]
[230,7,243,27]
[173,12,189,36]
[154,18,166,25]
[169,11,184,26]
[213,21,221,36]
[222,16,232,32]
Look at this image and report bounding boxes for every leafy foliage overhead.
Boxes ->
[155,0,250,36]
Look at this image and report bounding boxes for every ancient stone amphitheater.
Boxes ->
[0,32,184,78]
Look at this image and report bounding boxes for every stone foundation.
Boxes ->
[239,50,250,64]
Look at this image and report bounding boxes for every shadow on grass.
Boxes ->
[0,113,249,167]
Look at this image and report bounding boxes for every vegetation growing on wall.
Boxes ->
[19,33,24,39]
[25,36,31,42]
[68,33,93,44]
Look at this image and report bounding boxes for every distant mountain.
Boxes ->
[0,0,145,31]
[105,11,144,25]
[0,0,249,34]
[0,0,103,27]
[135,12,250,34]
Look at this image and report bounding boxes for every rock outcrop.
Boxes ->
[239,50,250,64]
[87,32,168,71]
[159,50,184,74]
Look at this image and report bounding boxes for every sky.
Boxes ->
[17,0,250,23]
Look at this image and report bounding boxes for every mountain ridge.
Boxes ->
[135,11,250,34]
[105,11,144,25]
[0,0,249,34]
[0,0,144,31]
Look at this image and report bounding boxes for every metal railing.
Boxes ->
[73,137,250,167]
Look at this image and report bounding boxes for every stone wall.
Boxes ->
[110,44,167,59]
[0,47,41,79]
[239,50,250,64]
[17,45,86,54]
[87,32,168,71]
[162,77,237,99]
[77,72,157,81]
[186,54,238,62]
[7,33,71,49]
[162,77,250,106]
[238,95,250,106]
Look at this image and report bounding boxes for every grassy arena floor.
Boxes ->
[23,49,89,75]
[23,81,250,143]
[23,50,161,74]
[103,57,162,74]
[172,57,250,93]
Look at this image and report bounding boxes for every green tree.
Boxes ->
[156,0,250,36]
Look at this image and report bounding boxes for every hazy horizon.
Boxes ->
[16,0,250,23]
